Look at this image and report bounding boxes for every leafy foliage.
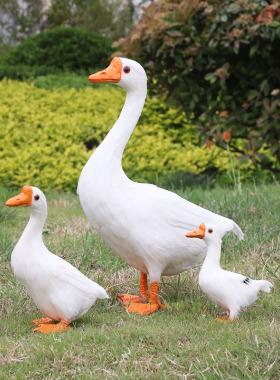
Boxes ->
[46,0,135,40]
[0,64,63,81]
[116,0,280,173]
[1,27,113,73]
[0,0,135,54]
[0,79,249,191]
[0,0,44,56]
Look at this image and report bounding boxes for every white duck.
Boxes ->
[186,223,273,321]
[5,186,109,333]
[77,57,244,315]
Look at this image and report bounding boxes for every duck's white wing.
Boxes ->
[222,270,273,293]
[45,250,109,300]
[222,269,250,283]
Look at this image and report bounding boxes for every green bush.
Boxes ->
[0,64,63,81]
[1,27,113,73]
[117,0,280,173]
[0,79,251,191]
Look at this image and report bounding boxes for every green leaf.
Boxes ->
[269,21,280,28]
[249,45,258,57]
[260,79,268,92]
[221,14,228,22]
[204,73,214,81]
[247,90,259,101]
[166,30,184,37]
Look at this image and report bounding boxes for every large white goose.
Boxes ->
[77,57,244,315]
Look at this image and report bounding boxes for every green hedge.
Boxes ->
[0,79,252,191]
[1,27,113,75]
[0,64,63,81]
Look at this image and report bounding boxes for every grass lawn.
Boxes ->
[0,183,279,379]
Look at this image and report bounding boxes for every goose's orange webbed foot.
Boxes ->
[33,320,70,334]
[119,294,146,306]
[119,272,148,306]
[125,281,166,315]
[126,302,160,315]
[32,318,53,326]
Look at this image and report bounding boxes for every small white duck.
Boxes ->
[78,57,244,315]
[186,223,273,321]
[5,186,109,333]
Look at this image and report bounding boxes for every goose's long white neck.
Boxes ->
[95,85,147,163]
[19,208,47,245]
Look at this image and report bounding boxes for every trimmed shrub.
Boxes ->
[0,64,63,81]
[0,79,252,191]
[1,27,113,73]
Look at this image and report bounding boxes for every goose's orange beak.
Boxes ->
[5,186,33,207]
[88,57,122,83]
[185,223,206,239]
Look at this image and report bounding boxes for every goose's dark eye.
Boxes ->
[208,228,213,234]
[34,195,40,201]
[123,66,130,74]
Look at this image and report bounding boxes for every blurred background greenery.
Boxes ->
[0,0,280,190]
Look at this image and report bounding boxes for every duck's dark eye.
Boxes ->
[123,66,130,74]
[34,195,40,201]
[208,228,213,234]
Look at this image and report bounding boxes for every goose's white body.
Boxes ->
[10,187,108,323]
[78,58,244,283]
[192,223,273,319]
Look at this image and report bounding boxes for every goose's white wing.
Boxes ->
[132,182,244,239]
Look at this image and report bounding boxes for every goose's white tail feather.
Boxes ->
[232,223,244,241]
[257,280,273,293]
[210,215,243,240]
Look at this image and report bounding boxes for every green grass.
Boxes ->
[0,183,279,379]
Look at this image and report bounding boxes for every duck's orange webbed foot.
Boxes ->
[33,320,70,334]
[215,317,236,323]
[32,318,53,326]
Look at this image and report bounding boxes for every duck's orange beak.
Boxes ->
[5,186,33,207]
[185,223,206,239]
[88,57,122,83]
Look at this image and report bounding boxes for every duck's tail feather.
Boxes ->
[91,282,110,299]
[99,288,110,299]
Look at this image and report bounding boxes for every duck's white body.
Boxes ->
[7,186,108,324]
[78,58,243,285]
[187,223,273,319]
